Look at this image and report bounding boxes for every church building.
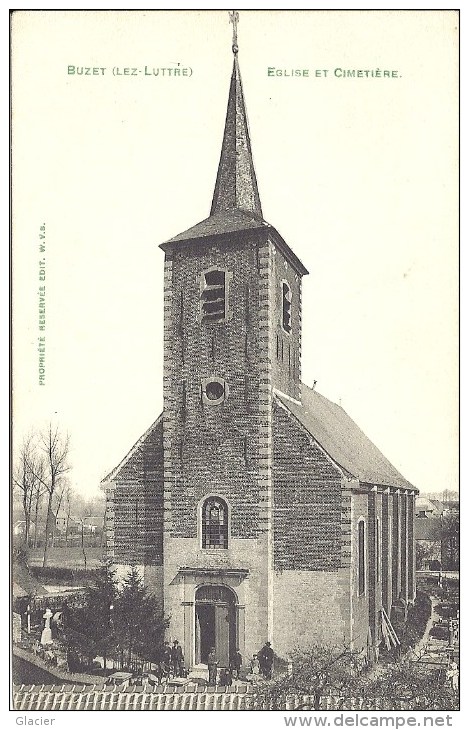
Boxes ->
[103,30,417,669]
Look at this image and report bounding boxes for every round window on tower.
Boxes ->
[201,377,228,406]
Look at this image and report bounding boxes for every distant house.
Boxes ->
[415,497,443,518]
[13,521,33,537]
[415,519,443,570]
[415,516,459,571]
[54,511,101,537]
[415,495,459,519]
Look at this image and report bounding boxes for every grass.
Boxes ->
[27,546,104,569]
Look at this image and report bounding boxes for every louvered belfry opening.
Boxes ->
[282,281,292,333]
[201,270,226,322]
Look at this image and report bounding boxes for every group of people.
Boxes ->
[207,641,274,685]
[155,639,275,685]
[158,639,185,679]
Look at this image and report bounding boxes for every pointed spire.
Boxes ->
[210,43,263,217]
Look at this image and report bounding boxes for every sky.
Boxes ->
[11,9,458,498]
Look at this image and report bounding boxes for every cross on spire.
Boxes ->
[229,10,239,54]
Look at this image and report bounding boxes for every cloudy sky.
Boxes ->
[12,10,458,497]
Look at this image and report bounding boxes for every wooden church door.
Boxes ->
[195,585,237,668]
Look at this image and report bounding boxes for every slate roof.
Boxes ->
[163,209,269,244]
[158,54,308,278]
[415,518,443,541]
[276,383,416,491]
[210,56,263,217]
[101,414,162,483]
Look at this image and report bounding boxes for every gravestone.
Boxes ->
[40,608,53,646]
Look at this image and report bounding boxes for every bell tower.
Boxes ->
[159,14,308,665]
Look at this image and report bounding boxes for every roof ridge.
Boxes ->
[101,413,163,483]
[275,383,416,491]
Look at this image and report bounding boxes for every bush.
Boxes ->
[393,591,432,651]
[30,566,99,585]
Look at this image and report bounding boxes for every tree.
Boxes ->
[64,560,119,671]
[13,434,45,547]
[440,514,459,569]
[28,424,71,566]
[114,566,168,667]
[252,646,459,711]
[366,656,459,711]
[416,540,440,570]
[253,645,366,710]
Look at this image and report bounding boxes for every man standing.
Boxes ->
[229,648,242,680]
[161,641,172,678]
[171,639,184,677]
[207,646,218,686]
[258,641,274,679]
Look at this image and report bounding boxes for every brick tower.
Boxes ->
[159,44,308,666]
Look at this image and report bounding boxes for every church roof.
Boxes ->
[210,56,263,217]
[415,518,442,541]
[276,384,416,491]
[160,52,308,277]
[164,208,269,244]
[161,55,264,250]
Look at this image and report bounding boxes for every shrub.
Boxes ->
[30,566,99,585]
[393,591,432,652]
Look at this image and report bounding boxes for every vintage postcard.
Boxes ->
[11,9,459,720]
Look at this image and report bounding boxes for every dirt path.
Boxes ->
[413,593,439,657]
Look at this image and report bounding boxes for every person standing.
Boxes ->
[171,640,184,677]
[161,641,172,678]
[250,654,260,677]
[207,646,218,686]
[258,641,274,679]
[229,648,242,680]
[446,661,459,691]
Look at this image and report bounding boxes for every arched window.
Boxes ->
[358,519,366,596]
[202,496,229,549]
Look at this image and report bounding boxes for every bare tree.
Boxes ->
[13,434,45,547]
[32,469,46,548]
[253,645,366,711]
[28,424,71,567]
[63,483,74,546]
[49,477,69,547]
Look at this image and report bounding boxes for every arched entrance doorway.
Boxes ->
[195,585,237,667]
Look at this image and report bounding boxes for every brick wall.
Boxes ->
[104,419,164,568]
[271,247,302,402]
[163,233,266,538]
[272,402,343,571]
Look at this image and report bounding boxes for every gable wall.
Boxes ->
[105,420,164,567]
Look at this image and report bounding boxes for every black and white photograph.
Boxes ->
[10,8,459,719]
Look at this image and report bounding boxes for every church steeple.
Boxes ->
[210,54,263,218]
[161,10,308,282]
